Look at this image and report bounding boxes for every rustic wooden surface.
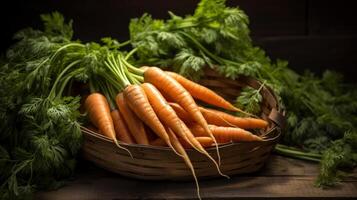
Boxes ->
[36,154,357,200]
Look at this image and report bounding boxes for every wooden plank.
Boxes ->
[36,155,357,199]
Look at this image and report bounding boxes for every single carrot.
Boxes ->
[166,128,201,200]
[116,93,149,145]
[150,137,214,149]
[166,71,251,115]
[200,107,269,129]
[190,124,263,143]
[110,109,134,144]
[141,82,228,178]
[85,93,132,156]
[144,67,222,166]
[123,84,178,155]
[170,103,268,129]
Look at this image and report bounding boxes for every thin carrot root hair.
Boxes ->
[178,122,229,179]
[232,107,257,118]
[167,128,201,200]
[200,126,229,179]
[82,126,133,158]
[113,139,133,158]
[167,140,182,157]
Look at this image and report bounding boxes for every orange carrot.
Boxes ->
[169,102,192,122]
[85,93,131,156]
[116,92,149,145]
[141,82,228,178]
[166,71,250,115]
[190,124,263,143]
[179,137,213,148]
[166,128,201,200]
[144,67,222,165]
[150,137,214,149]
[111,109,134,144]
[123,85,178,155]
[200,107,269,129]
[170,103,268,129]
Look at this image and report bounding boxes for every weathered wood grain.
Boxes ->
[36,155,357,200]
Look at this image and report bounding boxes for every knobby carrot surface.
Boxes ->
[141,82,228,178]
[200,107,269,129]
[144,67,222,166]
[166,71,249,115]
[123,85,177,155]
[190,124,263,143]
[116,92,149,145]
[85,93,132,156]
[111,109,134,144]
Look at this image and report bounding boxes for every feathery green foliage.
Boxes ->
[0,12,112,199]
[129,0,357,187]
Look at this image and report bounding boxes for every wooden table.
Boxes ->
[36,154,357,199]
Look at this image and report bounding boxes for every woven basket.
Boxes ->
[81,69,285,180]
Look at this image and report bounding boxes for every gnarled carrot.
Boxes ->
[116,92,149,145]
[85,93,132,156]
[190,124,263,143]
[123,84,179,155]
[111,109,134,144]
[141,82,228,178]
[144,67,222,166]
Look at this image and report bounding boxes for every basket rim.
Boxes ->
[81,125,281,152]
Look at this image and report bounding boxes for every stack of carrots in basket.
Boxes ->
[83,52,269,199]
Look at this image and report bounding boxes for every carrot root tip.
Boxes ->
[114,140,133,158]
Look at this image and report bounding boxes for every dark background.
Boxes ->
[1,0,357,82]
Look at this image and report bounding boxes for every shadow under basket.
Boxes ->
[81,69,285,181]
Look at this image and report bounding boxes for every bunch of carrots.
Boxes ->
[83,52,269,199]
